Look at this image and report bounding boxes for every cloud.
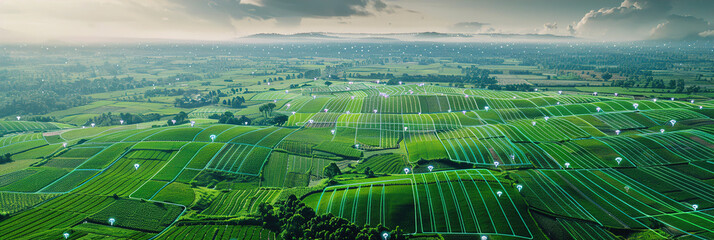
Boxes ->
[450,21,489,32]
[650,14,711,40]
[539,22,558,34]
[700,30,714,38]
[173,0,398,27]
[570,0,673,40]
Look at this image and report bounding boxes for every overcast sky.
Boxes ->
[0,0,712,42]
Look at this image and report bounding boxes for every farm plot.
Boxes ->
[88,199,183,232]
[189,106,233,119]
[0,168,70,192]
[262,152,328,187]
[538,169,696,229]
[250,90,300,100]
[0,133,43,148]
[156,224,280,240]
[0,193,117,238]
[39,170,99,193]
[74,147,180,196]
[0,137,47,155]
[201,189,281,215]
[436,127,531,166]
[557,218,619,240]
[0,192,59,214]
[619,166,714,210]
[638,131,714,162]
[144,127,204,142]
[355,154,409,174]
[43,147,105,168]
[207,143,272,175]
[404,132,448,162]
[594,113,647,130]
[306,170,534,238]
[641,109,710,125]
[0,121,59,135]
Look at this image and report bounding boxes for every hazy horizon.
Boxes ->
[1,0,713,43]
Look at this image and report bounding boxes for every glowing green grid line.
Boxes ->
[442,172,466,232]
[454,171,481,233]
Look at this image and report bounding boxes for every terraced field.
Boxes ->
[1,85,714,239]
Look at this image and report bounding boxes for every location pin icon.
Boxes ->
[516,185,523,192]
[496,191,503,197]
[615,157,622,165]
[403,168,410,174]
[428,165,434,172]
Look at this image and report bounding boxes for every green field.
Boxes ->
[1,42,714,239]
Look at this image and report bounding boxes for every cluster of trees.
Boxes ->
[144,88,197,98]
[304,69,322,79]
[268,114,289,126]
[210,111,252,125]
[258,103,277,118]
[167,112,189,126]
[222,96,246,108]
[324,63,355,79]
[174,89,228,108]
[0,153,12,164]
[257,195,406,240]
[174,96,216,108]
[453,57,505,65]
[363,167,376,178]
[83,112,161,127]
[487,84,534,92]
[349,73,395,79]
[611,77,703,93]
[0,93,90,118]
[323,163,342,179]
[256,103,288,126]
[385,66,498,87]
[25,116,57,122]
[0,71,205,117]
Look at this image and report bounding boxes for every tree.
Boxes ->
[0,153,12,164]
[324,163,342,179]
[260,103,276,118]
[363,167,375,178]
[266,103,276,116]
[259,104,268,118]
[325,81,333,87]
[237,116,251,125]
[272,114,289,126]
[601,72,612,81]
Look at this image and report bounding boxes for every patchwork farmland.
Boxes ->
[2,42,714,240]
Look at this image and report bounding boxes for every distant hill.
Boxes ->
[243,32,339,40]
[239,31,577,42]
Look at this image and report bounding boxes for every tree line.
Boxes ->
[257,195,407,240]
